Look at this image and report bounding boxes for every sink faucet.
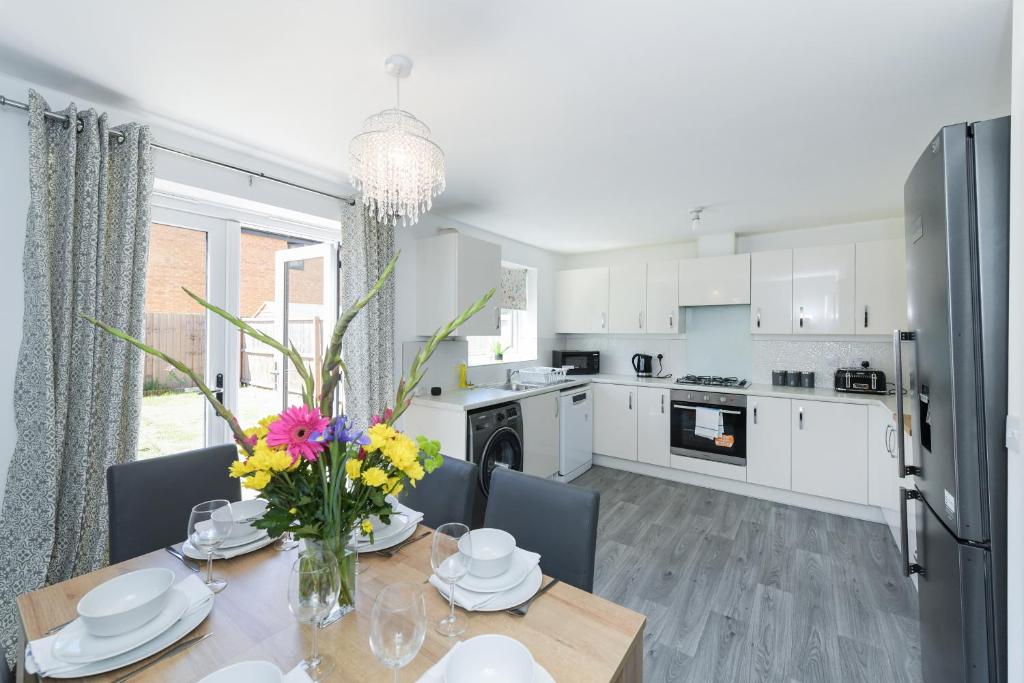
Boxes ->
[506,368,519,384]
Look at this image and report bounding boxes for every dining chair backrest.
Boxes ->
[0,643,10,683]
[484,467,600,592]
[397,455,477,529]
[106,444,241,564]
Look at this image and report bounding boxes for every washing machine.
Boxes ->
[467,401,524,498]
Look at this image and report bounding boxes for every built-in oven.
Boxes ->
[670,389,747,466]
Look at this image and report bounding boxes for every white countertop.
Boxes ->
[410,373,899,414]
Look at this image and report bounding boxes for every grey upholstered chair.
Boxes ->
[484,468,601,592]
[107,444,241,564]
[0,644,11,683]
[398,455,477,530]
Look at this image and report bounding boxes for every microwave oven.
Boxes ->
[551,350,600,375]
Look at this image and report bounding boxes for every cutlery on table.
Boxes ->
[507,578,560,616]
[43,616,76,636]
[164,546,200,573]
[376,530,431,558]
[111,632,212,682]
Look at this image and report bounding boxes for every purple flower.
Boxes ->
[311,416,371,446]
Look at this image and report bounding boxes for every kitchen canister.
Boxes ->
[772,370,787,386]
[787,370,802,387]
[800,371,815,388]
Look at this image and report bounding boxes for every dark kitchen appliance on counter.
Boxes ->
[551,350,600,375]
[631,353,653,378]
[675,375,749,388]
[834,361,888,394]
[897,116,1008,682]
[669,389,747,466]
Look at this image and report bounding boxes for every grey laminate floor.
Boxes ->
[572,466,921,683]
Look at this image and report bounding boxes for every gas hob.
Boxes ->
[675,375,749,388]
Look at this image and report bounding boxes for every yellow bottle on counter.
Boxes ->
[458,363,473,389]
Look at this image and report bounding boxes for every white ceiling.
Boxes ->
[0,1,1011,253]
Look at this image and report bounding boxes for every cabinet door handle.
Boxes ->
[864,306,869,328]
[494,307,501,331]
[798,306,804,328]
[798,406,803,429]
[601,312,606,329]
[628,392,632,410]
[753,405,758,424]
[638,311,643,330]
[756,308,761,329]
[669,314,673,328]
[661,394,665,414]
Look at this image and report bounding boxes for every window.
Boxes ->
[467,263,538,366]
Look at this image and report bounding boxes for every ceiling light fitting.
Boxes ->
[348,54,446,227]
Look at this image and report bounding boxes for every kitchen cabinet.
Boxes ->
[746,396,791,490]
[555,267,610,334]
[636,387,670,467]
[593,383,637,461]
[678,253,751,306]
[608,264,646,334]
[521,392,560,479]
[868,405,900,511]
[750,250,793,334]
[792,244,856,334]
[855,239,908,335]
[791,400,868,504]
[645,260,681,334]
[416,231,501,337]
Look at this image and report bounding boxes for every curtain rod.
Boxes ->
[0,93,356,206]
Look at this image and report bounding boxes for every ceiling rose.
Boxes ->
[348,54,446,227]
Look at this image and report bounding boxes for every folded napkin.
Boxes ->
[428,549,541,611]
[26,574,214,677]
[694,406,724,440]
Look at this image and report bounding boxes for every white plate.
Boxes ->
[198,660,282,682]
[183,532,276,560]
[355,523,417,554]
[356,513,410,543]
[533,661,556,683]
[220,527,265,549]
[436,566,543,613]
[53,589,188,664]
[44,591,215,678]
[457,549,535,594]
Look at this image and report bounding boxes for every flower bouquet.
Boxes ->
[86,252,492,614]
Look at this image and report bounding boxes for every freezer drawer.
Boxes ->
[916,498,996,683]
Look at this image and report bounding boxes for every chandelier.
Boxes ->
[348,55,446,227]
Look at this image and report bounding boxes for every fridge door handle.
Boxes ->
[893,329,920,477]
[899,486,924,577]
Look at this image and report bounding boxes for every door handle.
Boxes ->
[756,309,761,329]
[669,314,673,328]
[753,405,758,424]
[214,372,224,405]
[661,394,665,414]
[628,392,632,410]
[601,313,606,329]
[798,406,803,429]
[864,305,869,328]
[495,307,501,331]
[893,329,919,477]
[639,311,643,330]
[798,306,804,328]
[899,487,924,577]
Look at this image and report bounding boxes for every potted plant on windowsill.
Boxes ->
[491,340,510,362]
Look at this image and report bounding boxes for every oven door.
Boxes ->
[670,395,747,466]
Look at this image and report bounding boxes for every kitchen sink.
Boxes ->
[480,382,537,392]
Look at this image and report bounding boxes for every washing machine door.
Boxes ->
[478,426,523,495]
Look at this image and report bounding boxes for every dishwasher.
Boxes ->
[557,387,593,482]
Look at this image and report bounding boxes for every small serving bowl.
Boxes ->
[446,634,535,683]
[198,661,282,683]
[224,498,268,540]
[77,568,176,637]
[459,528,516,579]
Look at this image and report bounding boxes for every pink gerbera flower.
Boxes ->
[266,405,330,463]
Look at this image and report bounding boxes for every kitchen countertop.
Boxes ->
[410,372,899,414]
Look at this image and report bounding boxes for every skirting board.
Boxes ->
[592,454,885,523]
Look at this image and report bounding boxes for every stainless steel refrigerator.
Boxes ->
[896,116,1009,682]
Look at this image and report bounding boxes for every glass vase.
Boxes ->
[306,535,357,626]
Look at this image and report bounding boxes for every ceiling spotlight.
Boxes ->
[690,207,704,232]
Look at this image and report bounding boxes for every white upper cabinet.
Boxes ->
[645,260,681,334]
[750,250,793,334]
[855,239,908,335]
[608,264,646,334]
[555,267,610,334]
[792,244,855,335]
[678,254,751,307]
[416,232,501,337]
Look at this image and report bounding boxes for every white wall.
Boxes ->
[0,69,348,510]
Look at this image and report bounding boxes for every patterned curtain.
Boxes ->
[340,204,395,430]
[500,266,529,311]
[0,90,153,654]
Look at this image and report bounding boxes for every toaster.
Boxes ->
[834,362,888,394]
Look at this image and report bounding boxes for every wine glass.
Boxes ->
[278,529,299,551]
[187,499,233,593]
[430,522,472,637]
[369,582,427,683]
[288,551,342,681]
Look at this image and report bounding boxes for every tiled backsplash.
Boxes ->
[562,335,687,377]
[750,339,899,387]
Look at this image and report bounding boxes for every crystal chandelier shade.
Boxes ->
[348,57,446,227]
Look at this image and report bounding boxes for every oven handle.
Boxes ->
[671,403,742,416]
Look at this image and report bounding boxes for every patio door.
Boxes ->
[273,243,339,412]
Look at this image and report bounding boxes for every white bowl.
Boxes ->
[198,661,283,683]
[459,528,516,579]
[446,634,535,683]
[77,568,175,637]
[224,499,268,540]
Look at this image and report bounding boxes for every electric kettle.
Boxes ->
[632,353,653,378]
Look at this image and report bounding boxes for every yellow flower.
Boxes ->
[361,519,374,535]
[382,434,419,470]
[361,466,388,487]
[257,414,279,430]
[345,458,362,480]
[243,470,271,490]
[228,459,251,478]
[386,476,404,496]
[289,507,298,515]
[403,460,425,482]
[365,423,398,453]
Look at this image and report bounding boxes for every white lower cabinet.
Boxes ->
[791,400,868,504]
[593,383,637,460]
[868,405,899,511]
[637,387,670,467]
[746,396,791,490]
[520,392,560,479]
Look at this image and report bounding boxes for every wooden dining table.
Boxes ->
[17,527,645,682]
